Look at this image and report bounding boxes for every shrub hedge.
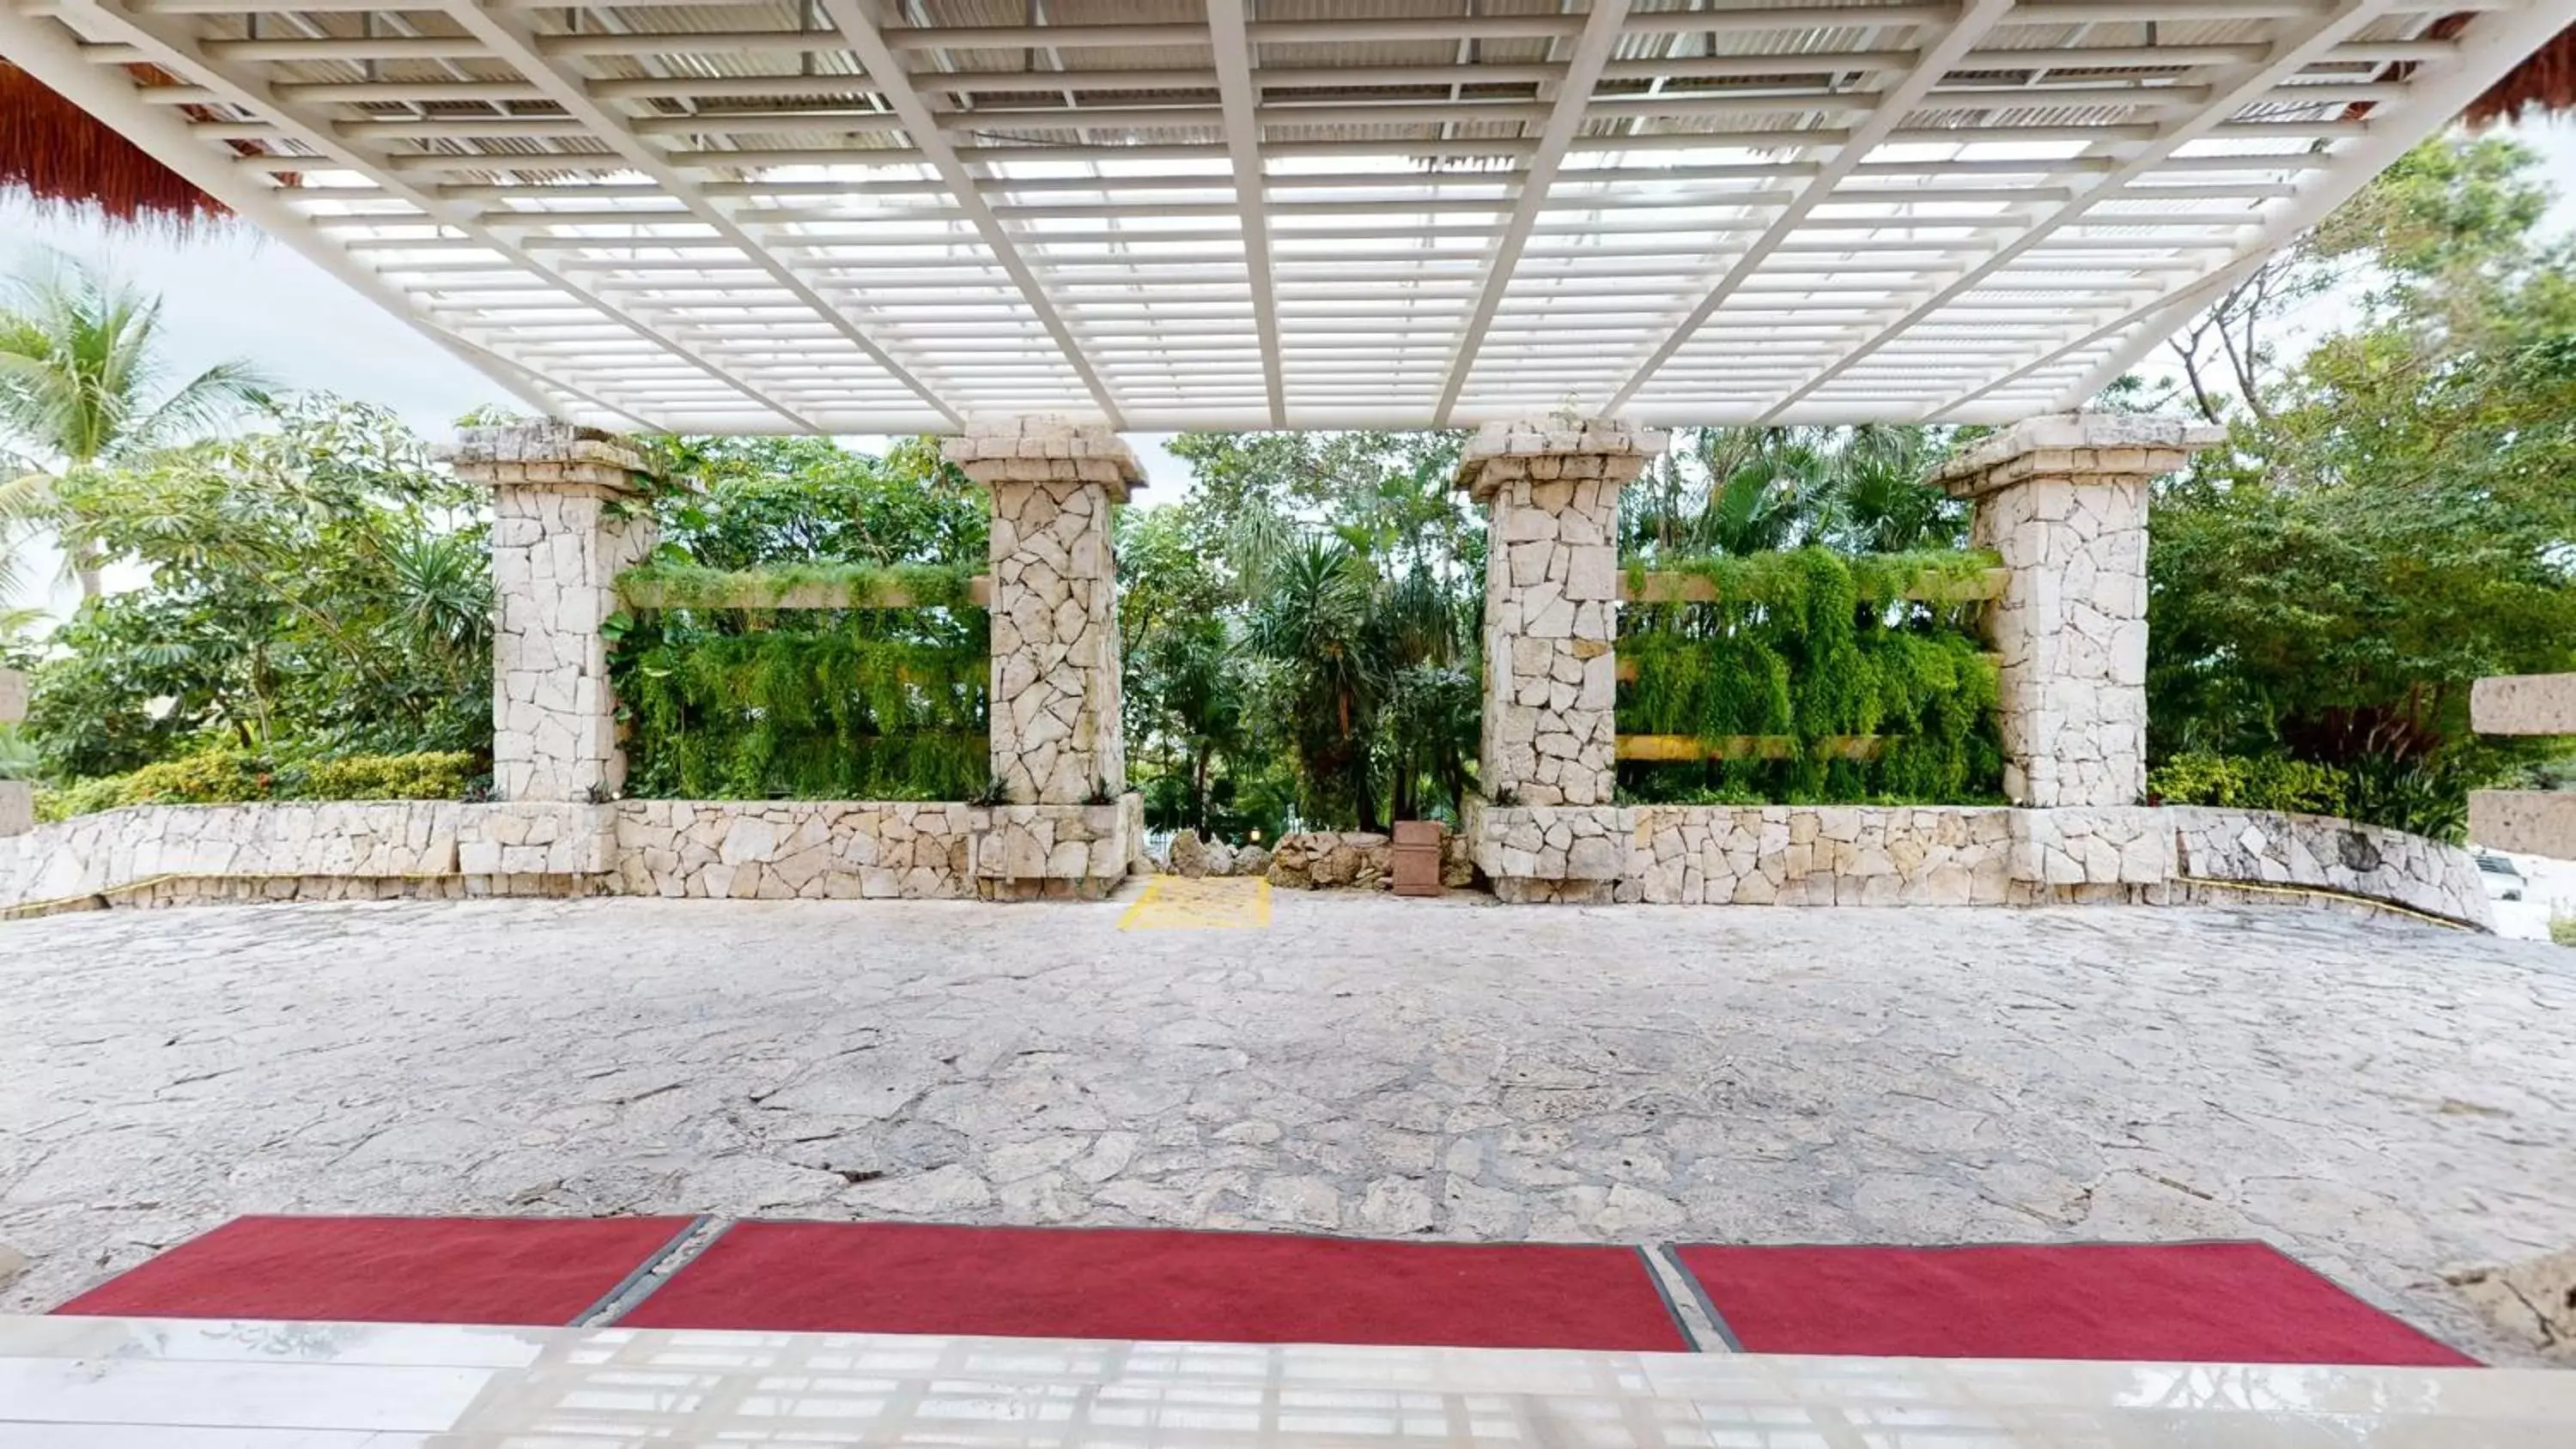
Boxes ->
[2144,752,2350,816]
[33,750,481,822]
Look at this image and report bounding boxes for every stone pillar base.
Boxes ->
[967,794,1143,901]
[1464,797,1629,905]
[1491,877,1617,906]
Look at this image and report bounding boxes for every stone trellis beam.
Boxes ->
[0,669,27,837]
[445,421,659,803]
[1931,413,2221,809]
[944,416,1145,808]
[2469,672,2576,858]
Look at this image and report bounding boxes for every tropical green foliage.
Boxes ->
[616,559,981,610]
[618,631,987,800]
[2142,134,2576,834]
[2145,753,2353,817]
[21,396,493,779]
[1619,546,2002,804]
[611,435,990,801]
[0,251,268,598]
[1127,431,1479,834]
[36,749,478,821]
[1622,424,1966,560]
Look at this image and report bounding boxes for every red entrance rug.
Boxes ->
[1668,1242,2477,1366]
[618,1221,1692,1351]
[53,1214,700,1326]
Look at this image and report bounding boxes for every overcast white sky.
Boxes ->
[5,117,2573,494]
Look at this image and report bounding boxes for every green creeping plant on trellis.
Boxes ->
[609,553,993,802]
[613,613,990,803]
[613,560,981,611]
[1617,546,2007,805]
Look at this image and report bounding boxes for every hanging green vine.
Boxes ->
[1625,547,2002,610]
[617,622,988,800]
[1619,545,2003,805]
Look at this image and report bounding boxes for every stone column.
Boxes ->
[942,416,1144,805]
[0,668,28,836]
[1930,413,2220,809]
[1456,418,1663,905]
[1459,416,1664,809]
[447,421,658,803]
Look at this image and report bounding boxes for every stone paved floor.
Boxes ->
[1,896,2569,1363]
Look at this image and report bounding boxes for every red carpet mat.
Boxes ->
[53,1214,699,1325]
[1669,1241,2477,1366]
[618,1221,1692,1350]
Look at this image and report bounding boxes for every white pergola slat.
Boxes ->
[3,0,2561,433]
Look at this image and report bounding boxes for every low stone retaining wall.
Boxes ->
[0,801,469,912]
[617,797,1139,900]
[0,795,1144,913]
[0,794,2486,927]
[1466,800,2492,927]
[2168,806,2489,926]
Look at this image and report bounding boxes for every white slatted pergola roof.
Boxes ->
[4,0,2566,433]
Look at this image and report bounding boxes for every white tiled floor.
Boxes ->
[2,1316,2567,1446]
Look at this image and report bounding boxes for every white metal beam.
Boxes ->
[0,0,618,426]
[1431,0,1634,426]
[1602,0,2019,415]
[39,0,821,429]
[811,0,1126,427]
[2032,0,2576,414]
[429,0,963,427]
[1206,0,1284,426]
[1750,0,2401,419]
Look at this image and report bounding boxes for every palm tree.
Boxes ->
[1622,425,1965,560]
[0,252,269,599]
[1248,537,1388,829]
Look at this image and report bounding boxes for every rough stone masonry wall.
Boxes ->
[2170,806,2490,926]
[1933,414,2222,809]
[447,423,658,803]
[1459,800,2490,926]
[945,418,1142,809]
[0,799,2485,927]
[1460,419,1662,812]
[0,797,1145,912]
[0,667,27,838]
[1464,801,1629,905]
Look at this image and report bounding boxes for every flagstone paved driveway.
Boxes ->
[2,895,2568,1361]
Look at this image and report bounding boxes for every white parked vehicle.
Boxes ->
[2475,849,2527,902]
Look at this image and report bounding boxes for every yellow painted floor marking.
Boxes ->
[1117,875,1273,931]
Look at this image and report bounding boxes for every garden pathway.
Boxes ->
[1,896,2568,1362]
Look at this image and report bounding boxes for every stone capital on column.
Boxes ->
[1930,412,2221,809]
[445,420,655,496]
[945,416,1144,815]
[1454,416,1667,503]
[443,421,659,803]
[944,414,1144,501]
[1929,412,2222,500]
